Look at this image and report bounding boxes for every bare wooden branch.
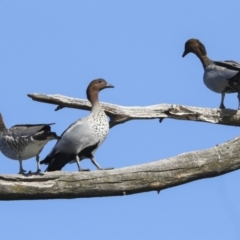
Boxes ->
[0,136,240,200]
[28,93,240,128]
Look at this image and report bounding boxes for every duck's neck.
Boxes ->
[194,51,213,68]
[0,114,7,131]
[89,91,101,112]
[91,102,101,112]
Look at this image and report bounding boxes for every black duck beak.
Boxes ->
[182,50,187,57]
[105,83,114,88]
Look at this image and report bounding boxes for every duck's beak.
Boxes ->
[105,83,114,88]
[182,50,187,57]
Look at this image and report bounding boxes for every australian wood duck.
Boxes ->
[0,114,59,174]
[182,38,240,109]
[40,78,114,172]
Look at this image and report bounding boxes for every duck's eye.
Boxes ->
[98,80,102,83]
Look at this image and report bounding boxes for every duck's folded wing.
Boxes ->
[42,118,94,159]
[54,120,95,153]
[10,124,54,138]
[41,119,95,170]
[214,60,240,71]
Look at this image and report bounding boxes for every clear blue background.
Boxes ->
[0,1,240,239]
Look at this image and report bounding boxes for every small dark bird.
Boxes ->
[41,78,114,172]
[0,114,59,174]
[182,38,240,109]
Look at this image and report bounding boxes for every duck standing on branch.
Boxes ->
[182,38,240,109]
[0,114,59,174]
[41,78,114,172]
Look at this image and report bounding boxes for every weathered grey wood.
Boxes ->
[0,136,240,200]
[28,93,240,128]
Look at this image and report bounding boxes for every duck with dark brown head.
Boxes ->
[182,38,240,109]
[41,78,114,172]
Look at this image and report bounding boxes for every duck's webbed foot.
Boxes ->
[102,167,114,170]
[18,169,27,175]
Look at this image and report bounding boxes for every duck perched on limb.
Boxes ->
[182,38,240,110]
[41,78,114,172]
[0,114,59,174]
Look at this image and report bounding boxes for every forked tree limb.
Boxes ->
[28,93,240,128]
[1,93,236,201]
[0,136,240,200]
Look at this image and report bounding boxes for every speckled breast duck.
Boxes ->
[41,78,114,172]
[0,114,59,174]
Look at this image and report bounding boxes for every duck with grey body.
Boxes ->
[41,78,114,172]
[0,114,59,174]
[182,38,240,109]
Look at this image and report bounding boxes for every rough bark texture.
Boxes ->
[0,136,240,201]
[28,93,240,128]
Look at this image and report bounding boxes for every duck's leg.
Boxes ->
[76,155,90,172]
[219,92,226,109]
[90,156,114,170]
[18,159,26,174]
[90,157,102,170]
[36,154,41,173]
[75,155,82,171]
[237,92,240,110]
[90,157,114,170]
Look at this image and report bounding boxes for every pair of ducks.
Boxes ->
[0,79,113,174]
[1,39,240,174]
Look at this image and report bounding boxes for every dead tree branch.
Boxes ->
[7,93,236,201]
[28,93,240,128]
[0,136,240,200]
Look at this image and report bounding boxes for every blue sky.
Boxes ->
[0,1,240,239]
